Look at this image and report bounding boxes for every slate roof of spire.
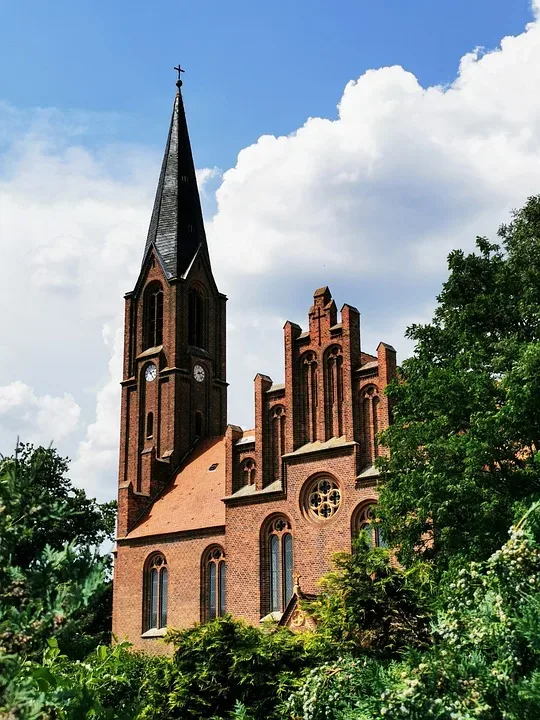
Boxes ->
[143,87,208,280]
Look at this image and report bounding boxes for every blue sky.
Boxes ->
[1,0,533,169]
[1,1,539,499]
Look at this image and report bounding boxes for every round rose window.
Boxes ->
[306,477,342,520]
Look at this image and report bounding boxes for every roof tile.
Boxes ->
[127,436,226,538]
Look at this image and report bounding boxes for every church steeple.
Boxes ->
[117,69,227,537]
[143,69,207,280]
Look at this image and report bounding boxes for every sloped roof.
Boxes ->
[143,88,208,280]
[278,590,317,631]
[283,435,357,458]
[127,436,226,539]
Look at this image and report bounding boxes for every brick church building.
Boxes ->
[112,76,397,651]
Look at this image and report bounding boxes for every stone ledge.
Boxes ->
[141,627,167,639]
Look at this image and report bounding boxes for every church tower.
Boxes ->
[117,73,227,536]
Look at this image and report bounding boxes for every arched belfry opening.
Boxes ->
[188,287,206,349]
[143,281,164,349]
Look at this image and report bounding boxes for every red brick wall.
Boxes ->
[113,286,397,650]
[224,448,379,624]
[113,528,225,653]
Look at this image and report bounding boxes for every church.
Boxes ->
[112,75,397,651]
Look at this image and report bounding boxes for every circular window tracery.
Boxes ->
[305,476,342,520]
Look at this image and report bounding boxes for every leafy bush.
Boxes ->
[306,532,431,658]
[283,655,386,720]
[374,503,540,719]
[285,502,540,720]
[146,615,317,719]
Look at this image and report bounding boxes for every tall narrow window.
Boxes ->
[283,533,294,605]
[144,283,164,349]
[218,560,226,616]
[241,458,256,487]
[143,553,168,631]
[351,502,385,548]
[372,395,379,458]
[361,386,379,464]
[301,352,318,444]
[146,412,154,439]
[160,567,168,626]
[208,563,216,618]
[264,516,294,614]
[202,547,226,622]
[325,345,343,439]
[188,288,206,349]
[270,406,286,483]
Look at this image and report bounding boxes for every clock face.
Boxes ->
[193,364,205,383]
[144,363,157,382]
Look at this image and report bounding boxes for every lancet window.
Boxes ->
[188,287,206,349]
[270,405,286,483]
[262,516,294,615]
[195,411,203,439]
[202,546,226,621]
[146,412,154,439]
[324,345,344,439]
[241,458,256,487]
[143,282,164,349]
[143,553,168,631]
[301,351,318,444]
[362,385,380,465]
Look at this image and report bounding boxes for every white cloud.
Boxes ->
[70,323,124,500]
[209,20,540,285]
[0,112,157,493]
[0,381,80,447]
[1,7,540,500]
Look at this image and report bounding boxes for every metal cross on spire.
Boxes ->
[174,64,185,89]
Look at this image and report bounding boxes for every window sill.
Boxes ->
[141,627,167,639]
[260,611,283,623]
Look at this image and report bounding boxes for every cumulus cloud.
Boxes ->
[209,21,540,285]
[207,11,540,432]
[1,7,540,500]
[0,381,80,447]
[70,323,124,500]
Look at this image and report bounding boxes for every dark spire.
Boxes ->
[143,67,208,279]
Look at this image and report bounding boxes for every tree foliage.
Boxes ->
[285,504,540,719]
[377,196,540,574]
[372,503,540,719]
[159,616,316,719]
[0,443,116,569]
[0,443,112,717]
[306,533,431,658]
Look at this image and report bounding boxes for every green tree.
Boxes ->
[0,443,116,569]
[374,503,540,720]
[0,443,115,717]
[378,195,540,574]
[285,503,540,720]
[306,534,431,658]
[0,443,116,661]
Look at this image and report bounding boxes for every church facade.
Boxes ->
[112,78,397,651]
